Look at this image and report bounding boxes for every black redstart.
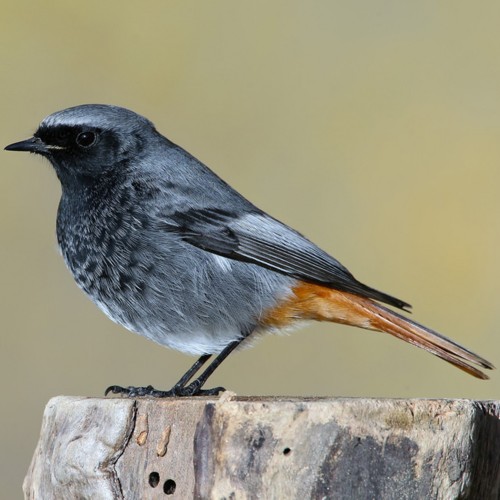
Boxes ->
[5,104,494,396]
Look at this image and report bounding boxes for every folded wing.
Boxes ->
[159,208,411,311]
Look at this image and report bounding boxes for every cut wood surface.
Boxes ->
[23,395,500,499]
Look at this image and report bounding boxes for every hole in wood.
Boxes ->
[148,471,160,488]
[163,479,176,495]
[283,447,291,455]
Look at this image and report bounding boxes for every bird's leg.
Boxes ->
[105,353,212,398]
[171,354,213,388]
[172,339,242,396]
[105,337,244,398]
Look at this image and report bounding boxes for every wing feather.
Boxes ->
[160,208,411,311]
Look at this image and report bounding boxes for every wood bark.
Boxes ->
[23,395,500,499]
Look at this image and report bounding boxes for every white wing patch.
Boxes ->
[212,254,232,272]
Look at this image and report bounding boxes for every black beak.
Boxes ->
[5,136,49,154]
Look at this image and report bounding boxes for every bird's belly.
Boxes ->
[61,239,296,355]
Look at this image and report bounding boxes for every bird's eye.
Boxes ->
[76,131,97,148]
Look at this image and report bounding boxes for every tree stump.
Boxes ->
[23,395,500,499]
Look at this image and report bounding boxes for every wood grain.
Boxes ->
[23,395,500,499]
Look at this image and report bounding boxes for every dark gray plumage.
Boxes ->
[5,105,493,396]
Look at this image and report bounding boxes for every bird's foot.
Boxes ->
[175,380,226,397]
[104,383,226,398]
[104,384,174,398]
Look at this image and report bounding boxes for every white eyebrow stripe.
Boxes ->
[42,116,94,128]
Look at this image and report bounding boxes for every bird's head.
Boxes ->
[5,104,159,187]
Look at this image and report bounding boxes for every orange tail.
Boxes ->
[263,282,495,379]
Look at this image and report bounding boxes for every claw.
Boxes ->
[178,383,226,396]
[104,385,125,396]
[172,384,226,397]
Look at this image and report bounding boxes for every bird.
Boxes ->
[5,104,494,397]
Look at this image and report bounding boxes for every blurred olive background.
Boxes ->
[2,1,500,497]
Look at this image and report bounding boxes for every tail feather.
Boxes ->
[263,282,495,379]
[367,302,494,379]
[328,289,494,379]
